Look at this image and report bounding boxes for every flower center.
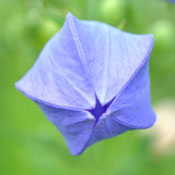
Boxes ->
[88,96,114,121]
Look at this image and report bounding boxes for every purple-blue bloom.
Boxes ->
[15,13,156,155]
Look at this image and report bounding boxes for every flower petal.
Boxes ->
[106,61,156,129]
[69,13,154,106]
[15,13,97,110]
[87,116,130,147]
[38,103,95,155]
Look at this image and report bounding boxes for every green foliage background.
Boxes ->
[0,0,174,174]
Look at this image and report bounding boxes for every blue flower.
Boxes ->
[15,13,156,155]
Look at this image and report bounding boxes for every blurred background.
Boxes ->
[0,0,175,174]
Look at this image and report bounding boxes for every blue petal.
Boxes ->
[38,103,95,155]
[87,116,131,147]
[15,13,96,109]
[106,60,156,129]
[68,13,154,106]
